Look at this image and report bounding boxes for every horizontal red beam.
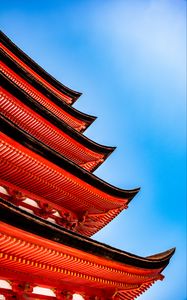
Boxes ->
[0,288,57,299]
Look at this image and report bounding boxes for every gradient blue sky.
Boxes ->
[0,1,186,299]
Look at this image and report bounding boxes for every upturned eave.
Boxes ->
[0,31,81,103]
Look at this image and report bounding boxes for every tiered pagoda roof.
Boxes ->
[0,199,175,300]
[0,31,174,300]
[1,31,81,104]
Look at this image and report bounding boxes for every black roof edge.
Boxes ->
[0,30,81,103]
[0,115,140,200]
[0,74,114,157]
[1,48,96,128]
[146,248,176,261]
[0,198,175,270]
[91,146,117,173]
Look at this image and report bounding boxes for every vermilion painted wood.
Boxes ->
[0,31,175,300]
[0,288,57,300]
[0,133,129,236]
[0,87,104,172]
[0,190,79,229]
[0,43,73,104]
[1,31,81,103]
[0,221,162,300]
[0,61,86,132]
[1,49,96,130]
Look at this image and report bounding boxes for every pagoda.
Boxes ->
[0,31,175,300]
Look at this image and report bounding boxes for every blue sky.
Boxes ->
[0,1,186,299]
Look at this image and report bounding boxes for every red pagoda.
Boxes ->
[0,31,175,300]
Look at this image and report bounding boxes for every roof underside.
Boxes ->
[0,31,139,236]
[0,31,175,300]
[0,79,114,172]
[0,127,139,236]
[0,48,96,132]
[0,31,81,104]
[0,199,175,300]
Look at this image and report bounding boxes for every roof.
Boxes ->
[1,48,96,132]
[0,31,175,299]
[1,75,114,172]
[0,30,81,104]
[0,198,175,300]
[0,198,175,270]
[0,31,139,236]
[1,117,139,199]
[0,123,139,236]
